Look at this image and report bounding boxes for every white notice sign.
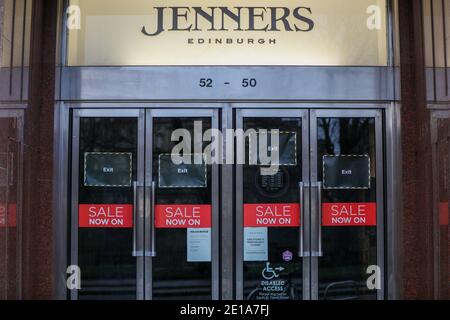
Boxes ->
[187,228,211,262]
[244,227,268,261]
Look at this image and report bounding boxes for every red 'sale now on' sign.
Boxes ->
[244,203,300,227]
[155,204,211,228]
[322,202,376,226]
[79,204,133,228]
[439,202,449,226]
[0,204,17,227]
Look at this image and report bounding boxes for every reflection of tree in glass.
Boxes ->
[82,118,136,151]
[318,118,371,155]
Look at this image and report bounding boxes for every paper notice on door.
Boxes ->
[244,227,268,261]
[187,228,211,262]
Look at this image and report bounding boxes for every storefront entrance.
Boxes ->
[236,109,383,300]
[69,106,384,300]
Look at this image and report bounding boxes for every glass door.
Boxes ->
[310,109,384,300]
[145,109,219,300]
[235,109,309,300]
[71,109,145,300]
[235,108,385,300]
[71,108,219,300]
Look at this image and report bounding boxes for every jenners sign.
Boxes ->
[141,6,314,37]
[67,0,387,66]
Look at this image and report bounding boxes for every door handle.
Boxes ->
[308,181,323,258]
[149,180,157,257]
[317,181,323,257]
[132,181,143,257]
[298,181,305,257]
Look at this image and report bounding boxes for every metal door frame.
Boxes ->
[235,107,385,300]
[70,109,146,300]
[235,108,310,300]
[144,108,220,300]
[309,109,385,300]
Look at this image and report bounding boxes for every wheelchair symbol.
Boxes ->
[262,262,285,280]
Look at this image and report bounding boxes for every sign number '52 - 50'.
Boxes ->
[199,78,257,88]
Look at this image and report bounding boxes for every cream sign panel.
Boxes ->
[67,0,387,66]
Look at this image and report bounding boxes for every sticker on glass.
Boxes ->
[187,228,211,262]
[158,153,207,188]
[249,131,297,166]
[84,152,132,187]
[323,155,370,189]
[244,227,268,261]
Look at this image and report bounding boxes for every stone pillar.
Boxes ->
[398,0,434,299]
[20,0,57,299]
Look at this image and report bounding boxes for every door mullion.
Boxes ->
[70,110,80,301]
[309,110,320,300]
[211,110,220,300]
[136,110,146,300]
[235,110,244,300]
[144,109,153,300]
[302,110,312,300]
